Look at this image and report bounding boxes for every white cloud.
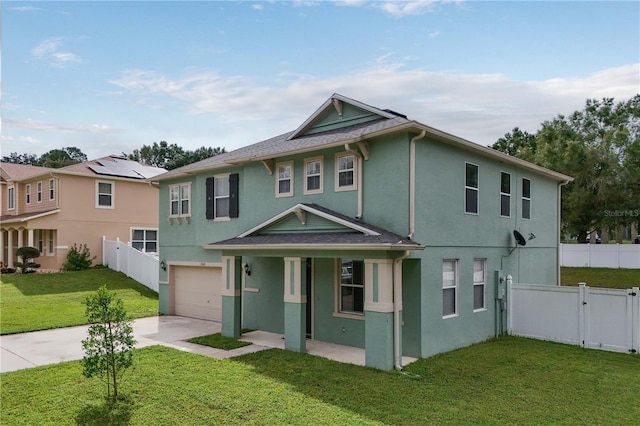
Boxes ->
[110,63,639,146]
[337,0,459,16]
[10,6,41,12]
[252,3,264,10]
[31,38,81,68]
[4,118,121,134]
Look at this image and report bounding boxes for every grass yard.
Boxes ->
[188,333,252,350]
[561,266,640,288]
[1,336,638,425]
[0,268,158,335]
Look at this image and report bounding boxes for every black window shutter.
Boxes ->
[229,173,239,218]
[205,177,214,219]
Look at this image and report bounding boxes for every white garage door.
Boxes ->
[173,266,222,321]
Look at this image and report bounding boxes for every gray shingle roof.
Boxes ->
[155,116,409,180]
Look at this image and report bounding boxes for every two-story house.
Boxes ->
[1,156,165,271]
[154,94,572,370]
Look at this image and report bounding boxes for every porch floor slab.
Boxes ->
[239,330,417,368]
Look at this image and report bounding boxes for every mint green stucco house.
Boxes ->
[155,94,572,370]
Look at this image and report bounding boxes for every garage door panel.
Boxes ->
[174,266,222,321]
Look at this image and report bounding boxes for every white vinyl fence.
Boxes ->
[560,243,640,268]
[102,237,159,293]
[508,279,639,354]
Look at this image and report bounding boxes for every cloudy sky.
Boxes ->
[3,1,639,160]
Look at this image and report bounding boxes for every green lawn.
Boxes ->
[188,333,252,350]
[561,266,640,288]
[0,268,158,335]
[1,337,638,425]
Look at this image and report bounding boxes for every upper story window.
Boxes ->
[169,183,190,217]
[522,178,531,219]
[304,156,323,195]
[442,259,458,318]
[206,174,239,220]
[465,163,479,214]
[131,228,158,253]
[335,153,356,191]
[37,181,43,203]
[473,259,486,311]
[49,179,55,200]
[96,180,114,208]
[26,184,31,205]
[7,186,15,210]
[500,172,511,217]
[339,259,364,315]
[276,161,293,197]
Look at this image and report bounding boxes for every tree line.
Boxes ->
[1,142,225,171]
[491,95,639,243]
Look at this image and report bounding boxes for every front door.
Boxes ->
[306,258,312,338]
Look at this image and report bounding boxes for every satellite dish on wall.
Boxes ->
[513,230,527,246]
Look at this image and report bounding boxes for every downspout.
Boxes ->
[394,250,410,371]
[557,181,569,286]
[409,131,426,239]
[344,143,363,219]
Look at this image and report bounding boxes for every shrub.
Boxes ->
[15,246,41,274]
[63,244,96,271]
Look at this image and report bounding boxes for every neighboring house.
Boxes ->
[154,94,572,370]
[1,156,165,271]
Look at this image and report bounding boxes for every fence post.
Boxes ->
[116,237,121,272]
[630,287,639,354]
[506,275,513,335]
[102,236,105,266]
[578,282,587,348]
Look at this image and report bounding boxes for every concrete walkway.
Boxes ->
[0,316,269,373]
[1,316,416,373]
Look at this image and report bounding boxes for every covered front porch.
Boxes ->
[206,203,424,371]
[0,210,60,271]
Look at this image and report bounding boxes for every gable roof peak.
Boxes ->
[287,93,405,141]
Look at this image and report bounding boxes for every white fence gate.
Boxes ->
[102,237,159,293]
[508,281,639,354]
[560,243,640,268]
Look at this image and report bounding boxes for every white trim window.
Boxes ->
[169,183,191,217]
[500,172,511,217]
[131,228,158,253]
[304,156,323,195]
[276,161,293,197]
[47,230,56,256]
[339,259,364,314]
[37,230,44,253]
[335,153,356,191]
[49,178,55,201]
[96,180,114,208]
[214,175,230,219]
[473,259,486,311]
[7,186,15,210]
[442,260,458,318]
[465,163,479,214]
[26,184,31,205]
[37,181,43,203]
[522,178,531,219]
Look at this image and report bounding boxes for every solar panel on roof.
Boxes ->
[88,158,165,179]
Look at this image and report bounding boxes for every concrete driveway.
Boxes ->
[1,316,223,373]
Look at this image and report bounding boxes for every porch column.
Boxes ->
[27,228,34,248]
[0,230,4,268]
[17,228,24,250]
[7,229,14,268]
[364,259,394,370]
[221,256,242,338]
[283,257,306,353]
